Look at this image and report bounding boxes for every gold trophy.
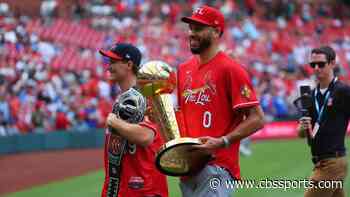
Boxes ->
[137,61,212,176]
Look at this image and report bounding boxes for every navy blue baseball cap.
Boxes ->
[99,43,142,68]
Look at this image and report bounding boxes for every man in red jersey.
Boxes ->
[177,5,265,197]
[99,43,168,197]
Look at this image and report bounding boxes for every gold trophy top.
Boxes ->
[137,61,176,96]
[137,60,180,141]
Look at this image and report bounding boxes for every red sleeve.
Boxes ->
[139,119,158,138]
[226,63,259,111]
[139,119,166,148]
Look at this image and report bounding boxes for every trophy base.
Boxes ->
[155,137,213,176]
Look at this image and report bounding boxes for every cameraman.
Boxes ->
[298,46,349,197]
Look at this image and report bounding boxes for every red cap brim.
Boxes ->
[99,49,122,60]
[181,16,212,26]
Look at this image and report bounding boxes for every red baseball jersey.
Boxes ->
[177,51,259,179]
[101,120,168,197]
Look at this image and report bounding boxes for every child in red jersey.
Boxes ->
[99,43,168,197]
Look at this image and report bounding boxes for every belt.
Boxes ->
[312,151,345,164]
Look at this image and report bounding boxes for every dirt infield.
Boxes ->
[0,148,103,195]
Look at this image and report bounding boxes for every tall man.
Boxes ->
[99,43,168,197]
[177,5,265,197]
[298,46,349,197]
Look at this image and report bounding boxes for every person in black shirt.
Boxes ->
[298,46,349,197]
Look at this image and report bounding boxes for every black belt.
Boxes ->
[312,151,345,164]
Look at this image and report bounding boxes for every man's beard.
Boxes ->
[190,37,211,54]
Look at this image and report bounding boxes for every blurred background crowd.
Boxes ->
[1,0,350,136]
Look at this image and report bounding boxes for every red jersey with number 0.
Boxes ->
[177,52,259,179]
[101,120,168,197]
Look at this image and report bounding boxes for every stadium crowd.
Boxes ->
[1,0,350,135]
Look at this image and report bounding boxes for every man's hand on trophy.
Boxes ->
[193,136,225,151]
[181,136,217,175]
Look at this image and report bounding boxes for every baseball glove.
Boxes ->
[112,87,146,124]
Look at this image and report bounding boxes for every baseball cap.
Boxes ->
[99,43,142,68]
[181,5,225,33]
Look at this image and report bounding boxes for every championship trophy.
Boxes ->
[137,61,212,176]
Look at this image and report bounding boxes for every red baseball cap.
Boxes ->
[181,5,225,33]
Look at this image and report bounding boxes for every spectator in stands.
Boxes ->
[31,101,45,133]
[0,87,11,126]
[55,109,70,130]
[71,110,89,132]
[0,111,8,136]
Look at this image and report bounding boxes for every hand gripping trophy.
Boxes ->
[137,61,212,176]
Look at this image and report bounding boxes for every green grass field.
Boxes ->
[5,139,350,197]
